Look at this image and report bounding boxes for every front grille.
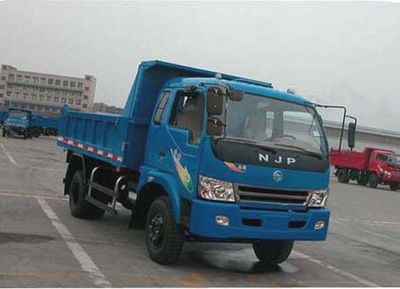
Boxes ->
[237,185,309,205]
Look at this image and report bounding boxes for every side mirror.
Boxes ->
[228,89,244,101]
[207,117,224,136]
[207,87,224,115]
[348,122,356,150]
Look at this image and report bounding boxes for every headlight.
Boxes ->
[307,190,328,207]
[198,175,235,202]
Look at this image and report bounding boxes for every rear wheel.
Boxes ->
[357,173,369,186]
[69,170,105,219]
[145,197,183,265]
[368,173,379,188]
[389,182,398,191]
[253,240,294,266]
[337,169,349,183]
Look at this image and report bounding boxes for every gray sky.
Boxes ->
[1,1,399,130]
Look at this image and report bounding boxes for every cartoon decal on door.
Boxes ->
[171,148,194,193]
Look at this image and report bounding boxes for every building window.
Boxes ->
[75,99,81,105]
[39,95,44,101]
[47,95,51,101]
[54,97,59,103]
[77,82,83,89]
[16,75,22,81]
[1,76,5,80]
[33,77,39,83]
[8,74,14,80]
[32,94,37,101]
[40,78,46,84]
[70,81,76,88]
[23,93,28,99]
[25,76,31,82]
[83,95,88,100]
[61,97,66,103]
[84,86,90,91]
[68,98,73,104]
[48,79,54,85]
[0,94,3,98]
[6,91,11,96]
[55,79,61,86]
[82,103,87,109]
[63,80,68,86]
[0,85,4,89]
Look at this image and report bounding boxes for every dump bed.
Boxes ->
[329,147,392,170]
[330,149,368,170]
[33,115,61,130]
[58,60,263,169]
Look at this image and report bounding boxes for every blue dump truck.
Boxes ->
[1,108,61,139]
[2,108,33,139]
[58,61,335,265]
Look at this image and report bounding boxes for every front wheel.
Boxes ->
[389,182,398,191]
[145,197,183,265]
[368,173,379,188]
[253,240,294,265]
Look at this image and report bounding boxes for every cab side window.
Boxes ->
[377,154,388,162]
[169,91,204,145]
[153,91,170,124]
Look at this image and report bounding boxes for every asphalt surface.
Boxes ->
[0,135,399,287]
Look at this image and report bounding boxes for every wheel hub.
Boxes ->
[148,213,164,248]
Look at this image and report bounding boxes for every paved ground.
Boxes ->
[0,135,399,287]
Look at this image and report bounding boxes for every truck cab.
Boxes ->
[59,61,332,265]
[2,108,32,139]
[142,77,330,240]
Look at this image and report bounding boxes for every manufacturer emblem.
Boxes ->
[272,170,283,183]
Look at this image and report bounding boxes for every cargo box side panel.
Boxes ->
[58,111,131,168]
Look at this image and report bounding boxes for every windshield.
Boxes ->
[225,93,328,156]
[8,111,29,120]
[388,155,400,166]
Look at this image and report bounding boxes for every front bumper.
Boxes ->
[189,199,330,241]
[5,126,27,135]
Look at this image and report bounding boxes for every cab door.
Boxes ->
[165,89,206,199]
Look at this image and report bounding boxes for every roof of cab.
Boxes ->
[166,77,309,105]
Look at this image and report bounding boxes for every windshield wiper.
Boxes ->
[222,137,277,153]
[273,143,323,159]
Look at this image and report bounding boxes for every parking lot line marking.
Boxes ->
[0,191,68,201]
[0,142,18,166]
[36,197,111,287]
[333,217,400,226]
[293,250,379,287]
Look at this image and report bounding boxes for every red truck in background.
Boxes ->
[330,147,400,190]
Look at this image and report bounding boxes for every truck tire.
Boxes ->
[145,197,183,265]
[69,170,105,220]
[389,182,398,191]
[357,173,368,186]
[253,240,294,266]
[368,173,379,188]
[337,169,349,183]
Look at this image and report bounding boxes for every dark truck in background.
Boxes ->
[2,108,33,139]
